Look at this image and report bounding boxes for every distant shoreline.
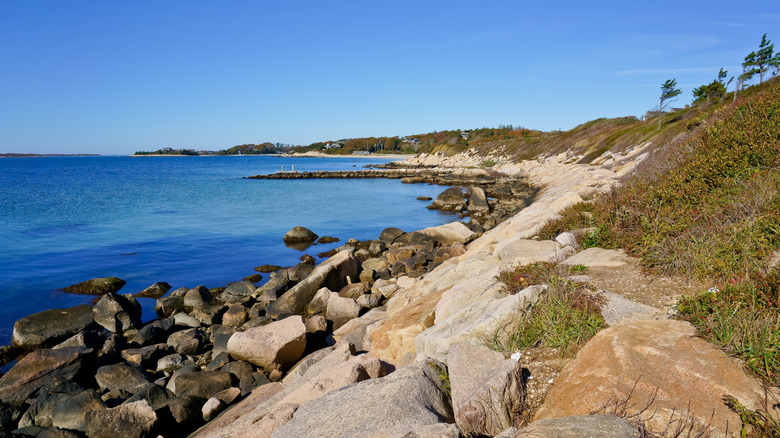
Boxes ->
[131,152,415,159]
[0,153,101,158]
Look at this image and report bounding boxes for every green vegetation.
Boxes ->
[492,263,605,357]
[134,148,198,156]
[724,394,780,438]
[429,361,451,397]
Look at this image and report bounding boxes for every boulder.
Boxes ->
[283,226,318,243]
[18,383,83,428]
[554,232,579,249]
[379,227,405,245]
[174,371,236,399]
[156,353,196,372]
[183,286,214,308]
[255,264,282,273]
[205,351,231,371]
[134,282,171,299]
[124,384,174,410]
[201,397,227,422]
[466,186,490,213]
[131,318,175,346]
[10,426,84,437]
[326,293,361,330]
[516,415,639,437]
[166,365,201,394]
[270,359,454,438]
[121,343,172,368]
[266,251,360,319]
[227,316,306,371]
[222,281,256,298]
[53,330,122,365]
[535,319,769,435]
[416,222,477,246]
[0,347,91,406]
[50,389,106,432]
[357,293,381,309]
[243,273,263,283]
[222,304,249,327]
[93,293,142,333]
[155,295,184,318]
[306,287,331,315]
[338,282,368,299]
[12,305,96,348]
[448,343,524,436]
[95,363,152,395]
[428,186,465,211]
[316,236,340,244]
[305,315,328,333]
[63,277,125,295]
[256,269,291,299]
[0,401,24,430]
[84,400,157,438]
[155,395,205,428]
[167,328,208,355]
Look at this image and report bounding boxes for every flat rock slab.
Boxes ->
[495,239,575,266]
[63,277,125,295]
[557,247,630,268]
[535,319,768,435]
[84,400,157,438]
[416,222,477,246]
[12,305,96,348]
[598,291,663,327]
[0,347,91,406]
[516,415,639,437]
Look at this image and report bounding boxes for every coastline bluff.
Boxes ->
[1,143,767,437]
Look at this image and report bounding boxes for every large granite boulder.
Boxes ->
[283,226,318,244]
[93,293,142,333]
[50,389,106,432]
[326,293,361,330]
[167,328,208,355]
[466,186,490,214]
[448,343,524,436]
[174,371,237,399]
[183,286,214,308]
[266,250,360,319]
[17,383,83,428]
[270,359,454,438]
[95,363,153,395]
[415,222,477,246]
[516,415,640,437]
[535,319,769,435]
[227,316,306,372]
[63,277,126,295]
[131,318,175,346]
[12,305,96,348]
[84,400,158,438]
[428,186,465,211]
[379,227,405,245]
[0,347,91,406]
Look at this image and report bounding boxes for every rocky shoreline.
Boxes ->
[0,147,770,437]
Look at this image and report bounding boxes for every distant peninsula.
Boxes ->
[0,153,100,157]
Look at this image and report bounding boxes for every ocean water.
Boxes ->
[0,155,458,344]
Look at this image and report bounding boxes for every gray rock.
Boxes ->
[93,293,142,333]
[357,293,382,309]
[19,385,82,428]
[172,312,201,328]
[166,364,201,394]
[227,316,306,372]
[288,262,315,282]
[305,315,328,333]
[220,361,255,382]
[466,186,490,213]
[122,343,172,368]
[124,383,173,410]
[63,277,125,295]
[223,281,256,298]
[0,347,91,406]
[379,227,405,245]
[270,359,454,438]
[53,330,122,365]
[183,286,214,308]
[11,425,83,438]
[131,318,174,346]
[174,371,236,399]
[266,250,360,319]
[155,295,184,318]
[256,269,291,298]
[134,282,171,299]
[210,325,238,357]
[428,186,465,211]
[95,363,152,395]
[239,372,271,396]
[84,400,158,438]
[0,401,24,431]
[449,343,524,436]
[221,304,248,327]
[12,305,96,348]
[516,415,640,437]
[555,231,579,249]
[338,282,368,299]
[283,226,319,243]
[167,328,208,355]
[157,353,196,372]
[205,351,231,372]
[155,395,204,428]
[201,397,227,422]
[255,264,282,273]
[50,389,105,432]
[306,287,331,315]
[326,293,361,330]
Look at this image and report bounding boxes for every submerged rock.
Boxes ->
[283,226,319,244]
[134,282,171,299]
[63,277,126,295]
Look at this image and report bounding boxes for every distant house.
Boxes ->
[324,142,342,150]
[460,130,470,140]
[642,111,666,121]
[401,137,419,146]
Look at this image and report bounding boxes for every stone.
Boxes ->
[155,295,184,318]
[227,315,307,371]
[288,262,315,282]
[63,276,125,295]
[93,293,142,333]
[516,415,639,437]
[220,361,255,382]
[50,389,106,432]
[53,330,122,365]
[165,364,201,394]
[448,343,524,436]
[239,373,271,395]
[283,226,318,243]
[418,222,478,246]
[201,397,227,422]
[466,186,490,213]
[270,359,453,438]
[134,282,171,299]
[121,343,172,368]
[368,240,387,256]
[96,363,152,395]
[174,371,236,399]
[83,400,157,438]
[379,227,405,245]
[557,247,631,267]
[0,347,91,406]
[243,273,263,283]
[266,251,360,319]
[12,305,96,348]
[357,293,381,309]
[415,287,542,364]
[172,312,201,328]
[306,287,331,315]
[11,426,83,438]
[535,319,769,435]
[18,383,82,429]
[183,285,214,308]
[434,272,507,323]
[326,293,361,330]
[205,351,231,371]
[428,186,465,211]
[416,196,433,201]
[222,303,249,327]
[155,395,205,428]
[0,401,24,430]
[255,264,282,273]
[316,236,340,244]
[554,231,579,249]
[213,387,241,406]
[495,239,575,266]
[305,315,328,333]
[131,318,175,346]
[362,424,461,437]
[167,328,208,355]
[124,384,174,410]
[338,282,368,299]
[157,353,196,372]
[223,281,256,298]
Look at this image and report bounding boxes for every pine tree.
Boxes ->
[755,33,776,83]
[658,79,682,127]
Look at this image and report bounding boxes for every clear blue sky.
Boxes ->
[1,1,778,154]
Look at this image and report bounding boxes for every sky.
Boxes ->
[1,1,779,155]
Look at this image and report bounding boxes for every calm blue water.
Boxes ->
[0,156,457,344]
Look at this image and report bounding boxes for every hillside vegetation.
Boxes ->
[542,77,780,385]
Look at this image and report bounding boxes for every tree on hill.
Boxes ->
[692,68,728,104]
[755,33,780,83]
[658,79,682,126]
